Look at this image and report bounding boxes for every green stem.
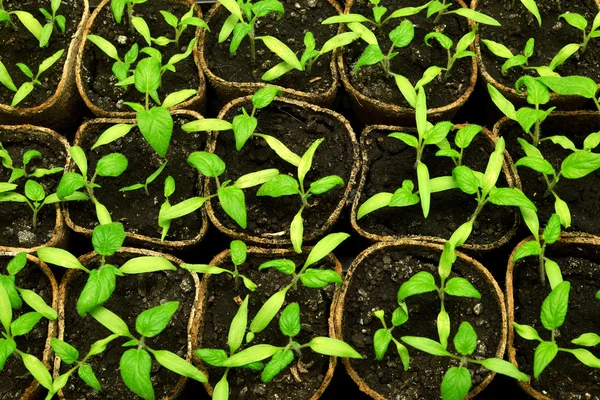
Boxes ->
[545,173,561,197]
[145,91,149,110]
[414,144,424,169]
[533,103,541,146]
[32,206,39,229]
[539,244,546,286]
[127,2,134,33]
[593,97,600,111]
[249,28,256,63]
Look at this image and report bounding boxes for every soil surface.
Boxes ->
[210,100,356,239]
[343,0,474,109]
[355,127,516,246]
[80,0,201,112]
[0,129,67,248]
[0,256,53,400]
[477,0,600,89]
[342,245,503,399]
[60,252,196,400]
[66,115,207,242]
[0,0,84,107]
[204,0,339,94]
[199,251,338,399]
[512,243,600,399]
[500,115,600,235]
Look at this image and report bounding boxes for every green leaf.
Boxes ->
[571,333,600,347]
[565,348,600,368]
[538,76,598,99]
[546,135,577,151]
[252,86,282,109]
[0,61,17,92]
[397,271,437,302]
[213,375,229,400]
[261,349,294,383]
[389,132,418,148]
[194,349,228,367]
[455,125,482,149]
[228,295,248,354]
[487,84,517,120]
[221,344,281,367]
[19,289,56,320]
[513,322,542,341]
[153,350,206,383]
[13,11,43,39]
[88,333,120,357]
[134,57,161,94]
[87,34,120,61]
[161,89,196,109]
[131,17,152,46]
[257,36,302,70]
[354,44,385,74]
[454,322,477,356]
[449,8,500,25]
[255,134,302,167]
[218,185,247,229]
[515,108,545,133]
[513,241,542,262]
[549,43,581,70]
[560,12,588,31]
[320,32,360,55]
[78,364,101,391]
[424,122,454,145]
[322,14,371,24]
[519,0,541,25]
[401,336,452,357]
[120,349,154,400]
[56,172,86,199]
[304,232,349,268]
[136,301,179,338]
[137,107,173,158]
[249,289,287,335]
[488,188,536,211]
[11,82,34,107]
[10,312,42,337]
[545,258,563,290]
[452,166,479,195]
[257,174,299,197]
[0,338,16,371]
[279,302,301,337]
[96,153,128,177]
[392,74,417,107]
[415,66,443,90]
[38,49,65,77]
[290,210,303,254]
[51,338,79,364]
[7,253,27,276]
[389,20,414,48]
[258,259,296,274]
[232,114,257,151]
[584,131,600,151]
[425,32,453,49]
[437,309,450,349]
[37,247,84,270]
[298,139,323,188]
[540,281,570,330]
[385,3,430,20]
[300,268,342,288]
[516,76,550,105]
[230,240,247,266]
[0,282,11,337]
[91,124,135,150]
[542,214,561,245]
[309,175,344,195]
[21,352,52,390]
[502,55,528,74]
[307,337,362,358]
[441,366,471,400]
[480,358,530,382]
[77,266,119,316]
[182,119,233,133]
[561,151,600,179]
[417,162,430,218]
[24,180,45,201]
[159,197,207,221]
[357,192,392,219]
[120,256,176,274]
[534,341,558,378]
[181,264,229,275]
[415,87,427,138]
[92,223,126,256]
[374,329,392,360]
[188,152,225,177]
[445,277,481,299]
[389,182,419,207]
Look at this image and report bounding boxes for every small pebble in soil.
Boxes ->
[473,303,483,315]
[17,230,36,245]
[117,35,128,45]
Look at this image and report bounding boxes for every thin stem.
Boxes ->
[414,144,424,169]
[145,91,149,110]
[545,173,561,197]
[144,185,149,196]
[127,3,134,33]
[249,28,256,63]
[458,148,464,166]
[539,244,546,286]
[593,97,600,111]
[434,0,447,24]
[444,48,453,80]
[32,206,39,229]
[533,103,541,146]
[582,32,588,53]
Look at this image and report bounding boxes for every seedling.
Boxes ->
[424,27,477,79]
[0,179,87,228]
[182,240,257,291]
[244,233,348,343]
[514,281,600,379]
[322,0,431,29]
[560,11,600,53]
[157,151,279,235]
[402,322,529,400]
[157,176,174,241]
[37,222,180,317]
[196,300,361,400]
[10,0,66,47]
[81,54,197,158]
[508,0,542,26]
[217,0,284,62]
[0,1,16,29]
[0,142,64,183]
[256,138,345,252]
[257,31,360,81]
[119,161,167,196]
[156,5,209,46]
[45,335,122,399]
[426,0,500,25]
[434,125,483,166]
[536,75,600,112]
[0,50,65,107]
[111,0,147,31]
[513,214,563,287]
[372,307,410,370]
[88,303,207,400]
[514,130,600,228]
[56,146,128,225]
[0,253,58,396]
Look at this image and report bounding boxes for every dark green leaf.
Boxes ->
[261,349,294,383]
[279,303,300,337]
[120,349,154,400]
[441,367,471,400]
[92,223,126,256]
[534,341,558,378]
[136,301,179,337]
[540,281,570,330]
[453,322,477,356]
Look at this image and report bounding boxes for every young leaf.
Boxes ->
[220,344,281,367]
[228,296,248,354]
[261,349,294,383]
[416,162,430,218]
[309,176,344,195]
[303,232,349,268]
[232,114,257,151]
[120,349,154,400]
[290,210,303,254]
[37,248,85,270]
[161,89,197,109]
[374,328,392,360]
[230,240,247,266]
[120,256,176,274]
[21,352,53,390]
[279,302,301,337]
[513,241,542,262]
[561,151,600,179]
[449,8,500,26]
[218,186,247,229]
[571,333,600,347]
[77,266,119,316]
[488,188,536,211]
[441,367,471,400]
[487,84,517,120]
[87,35,120,61]
[194,349,228,367]
[513,322,542,342]
[78,364,101,391]
[10,312,42,337]
[258,259,296,274]
[213,375,229,399]
[401,336,452,357]
[357,192,392,219]
[137,107,174,158]
[152,350,207,383]
[92,222,126,256]
[249,288,287,335]
[7,253,27,276]
[534,341,558,378]
[19,289,57,320]
[252,86,282,109]
[306,337,362,358]
[51,339,79,364]
[437,309,450,349]
[397,271,437,302]
[454,322,477,356]
[136,301,179,338]
[389,20,414,47]
[188,152,225,178]
[300,268,342,288]
[354,44,385,74]
[96,153,128,177]
[257,36,302,70]
[540,281,570,330]
[445,277,481,299]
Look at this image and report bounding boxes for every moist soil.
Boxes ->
[0,0,84,107]
[343,0,473,109]
[356,128,515,245]
[67,115,207,242]
[80,0,201,112]
[60,252,196,400]
[204,0,338,94]
[210,100,355,238]
[199,251,338,399]
[477,0,600,89]
[512,245,600,399]
[499,115,600,236]
[342,246,503,399]
[0,129,66,248]
[0,256,52,400]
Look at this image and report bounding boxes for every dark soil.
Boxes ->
[477,0,600,89]
[500,115,600,235]
[343,0,474,109]
[342,245,504,399]
[66,115,207,242]
[0,256,53,400]
[199,251,338,399]
[512,243,600,399]
[0,129,67,248]
[0,0,84,107]
[355,127,516,246]
[204,0,338,94]
[80,0,201,112]
[60,252,196,400]
[210,100,356,239]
